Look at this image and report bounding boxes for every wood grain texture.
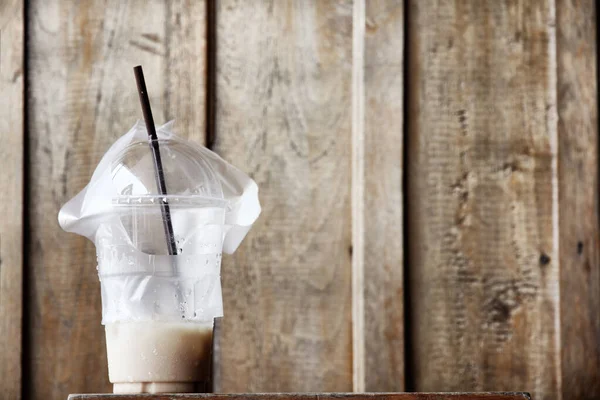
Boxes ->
[556,0,600,398]
[362,0,404,392]
[406,1,560,399]
[165,0,207,142]
[68,393,531,400]
[213,0,353,392]
[0,0,24,398]
[27,1,206,398]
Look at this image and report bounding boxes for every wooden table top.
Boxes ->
[68,393,531,400]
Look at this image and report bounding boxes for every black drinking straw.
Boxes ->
[134,65,178,256]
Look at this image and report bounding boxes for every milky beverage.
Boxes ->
[106,321,213,393]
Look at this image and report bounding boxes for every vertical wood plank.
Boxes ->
[352,0,366,390]
[0,0,24,398]
[213,0,354,392]
[556,0,600,398]
[27,1,206,398]
[165,0,207,143]
[362,0,405,391]
[407,1,560,399]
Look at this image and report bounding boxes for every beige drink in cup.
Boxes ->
[106,321,213,393]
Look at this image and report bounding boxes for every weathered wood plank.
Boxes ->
[0,0,24,398]
[165,0,207,142]
[362,0,405,392]
[213,0,354,392]
[406,1,560,399]
[27,1,206,398]
[68,393,531,400]
[556,0,600,398]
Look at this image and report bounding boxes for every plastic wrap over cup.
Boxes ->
[58,121,260,392]
[96,206,225,324]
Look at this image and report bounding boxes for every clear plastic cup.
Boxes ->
[96,201,225,392]
[95,138,227,393]
[59,122,261,393]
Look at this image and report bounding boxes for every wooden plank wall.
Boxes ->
[407,1,560,399]
[556,0,600,398]
[362,0,404,392]
[0,1,597,399]
[213,0,355,392]
[212,0,404,392]
[0,0,24,398]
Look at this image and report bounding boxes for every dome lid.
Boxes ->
[59,121,261,254]
[110,138,226,206]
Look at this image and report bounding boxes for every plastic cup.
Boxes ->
[96,202,226,393]
[93,138,228,393]
[58,123,260,393]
